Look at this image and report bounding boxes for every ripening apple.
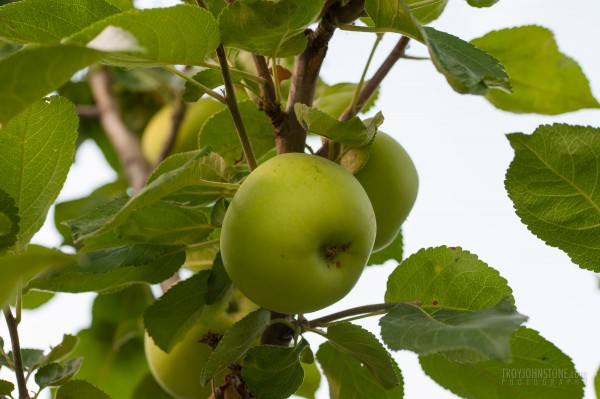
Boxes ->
[220,153,376,314]
[141,98,225,164]
[353,132,418,252]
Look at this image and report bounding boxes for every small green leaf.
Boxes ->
[43,335,80,366]
[56,380,111,399]
[182,69,224,102]
[381,299,527,361]
[0,0,120,44]
[0,379,14,395]
[313,82,379,119]
[219,0,323,57]
[0,245,75,308]
[294,103,383,147]
[472,26,600,114]
[202,309,271,384]
[21,290,55,310]
[0,188,19,251]
[368,230,403,266]
[0,47,103,124]
[143,271,211,352]
[242,339,309,399]
[69,5,220,66]
[467,0,499,7]
[505,124,600,272]
[424,27,510,95]
[200,100,275,165]
[420,327,584,399]
[66,198,127,248]
[20,349,46,370]
[406,0,448,24]
[294,360,321,399]
[327,322,400,389]
[364,0,425,41]
[0,96,79,246]
[131,374,171,399]
[385,246,514,311]
[317,342,404,399]
[35,358,83,388]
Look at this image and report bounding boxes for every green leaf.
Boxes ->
[242,339,309,399]
[364,0,425,41]
[0,0,120,44]
[21,290,55,310]
[35,358,83,388]
[467,0,499,7]
[69,286,152,399]
[0,245,75,308]
[0,188,19,251]
[219,0,323,57]
[505,124,600,272]
[69,5,220,66]
[0,96,79,246]
[381,299,527,361]
[54,180,127,245]
[0,47,102,124]
[26,246,185,293]
[200,100,275,164]
[424,27,510,95]
[202,308,271,385]
[420,327,584,399]
[182,69,224,102]
[595,366,600,399]
[0,379,14,395]
[56,380,111,399]
[313,82,379,119]
[368,230,402,266]
[143,271,211,352]
[20,349,45,370]
[205,253,233,305]
[131,374,171,399]
[317,342,404,399]
[471,26,600,114]
[406,0,448,24]
[326,322,400,389]
[43,335,80,366]
[294,360,321,399]
[385,246,514,311]
[295,103,383,147]
[66,198,128,249]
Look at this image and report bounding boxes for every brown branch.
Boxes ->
[4,307,30,399]
[155,100,187,167]
[76,105,100,119]
[88,67,151,191]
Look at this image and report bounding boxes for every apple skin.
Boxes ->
[353,132,418,252]
[141,98,225,164]
[220,153,376,314]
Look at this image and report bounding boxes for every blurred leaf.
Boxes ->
[0,188,19,252]
[364,0,425,41]
[20,349,46,370]
[381,299,527,361]
[69,286,152,399]
[295,104,383,147]
[35,358,83,388]
[206,253,233,305]
[202,309,271,385]
[70,5,220,67]
[472,26,599,114]
[505,124,600,272]
[368,230,402,266]
[0,245,75,308]
[407,0,448,24]
[326,323,400,389]
[131,374,171,399]
[242,339,309,399]
[420,327,584,399]
[0,0,119,44]
[595,366,599,399]
[0,379,14,395]
[424,27,510,95]
[317,343,404,399]
[0,96,78,246]
[385,246,514,311]
[56,380,111,399]
[294,360,321,399]
[200,100,275,165]
[0,48,103,124]
[21,290,55,310]
[26,245,185,293]
[219,0,323,57]
[313,82,379,119]
[43,335,80,366]
[182,69,224,102]
[467,0,499,7]
[143,271,211,352]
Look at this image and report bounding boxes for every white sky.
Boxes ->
[1,1,599,398]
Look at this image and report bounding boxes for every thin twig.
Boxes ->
[308,301,420,327]
[155,100,187,167]
[88,67,151,191]
[3,307,30,399]
[76,105,100,118]
[163,65,226,103]
[198,61,268,85]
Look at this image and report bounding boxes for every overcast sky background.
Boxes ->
[1,1,599,398]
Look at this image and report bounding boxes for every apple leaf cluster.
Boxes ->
[0,0,598,399]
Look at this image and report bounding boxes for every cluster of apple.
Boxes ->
[141,102,418,398]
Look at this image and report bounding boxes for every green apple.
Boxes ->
[353,132,418,252]
[220,153,376,314]
[141,98,225,164]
